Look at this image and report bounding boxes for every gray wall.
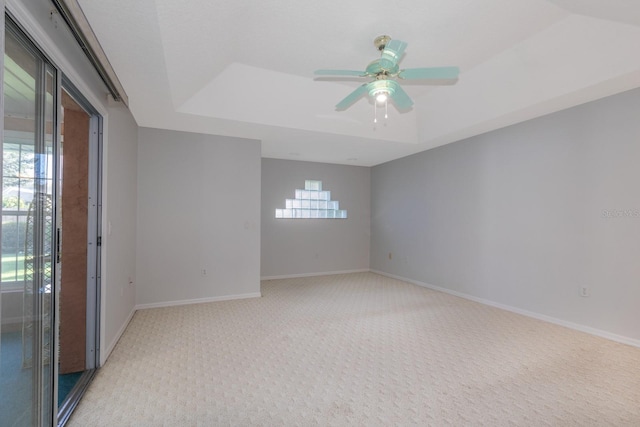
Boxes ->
[261,159,370,278]
[371,88,640,342]
[136,128,261,306]
[102,101,139,363]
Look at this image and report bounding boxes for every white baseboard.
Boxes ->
[135,292,262,310]
[261,269,369,281]
[370,269,640,349]
[101,306,136,366]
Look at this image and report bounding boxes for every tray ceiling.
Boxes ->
[77,0,640,166]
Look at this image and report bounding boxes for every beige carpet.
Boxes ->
[68,272,640,426]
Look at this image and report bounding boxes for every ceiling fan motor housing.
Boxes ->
[366,60,399,77]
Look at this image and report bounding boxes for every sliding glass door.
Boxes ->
[2,15,103,426]
[1,18,58,427]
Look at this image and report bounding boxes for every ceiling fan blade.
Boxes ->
[315,69,366,77]
[379,39,407,70]
[399,66,460,80]
[335,83,370,110]
[388,81,413,110]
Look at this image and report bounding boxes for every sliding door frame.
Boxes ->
[55,69,103,427]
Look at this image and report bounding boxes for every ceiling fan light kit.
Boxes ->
[315,35,460,123]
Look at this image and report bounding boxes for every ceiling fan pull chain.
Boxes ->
[385,99,388,120]
[374,101,378,123]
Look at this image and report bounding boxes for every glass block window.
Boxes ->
[276,180,347,219]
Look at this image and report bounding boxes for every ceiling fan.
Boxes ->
[315,35,459,113]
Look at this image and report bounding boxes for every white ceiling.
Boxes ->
[77,0,640,166]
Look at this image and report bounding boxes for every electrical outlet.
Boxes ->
[580,286,590,297]
[201,269,207,276]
